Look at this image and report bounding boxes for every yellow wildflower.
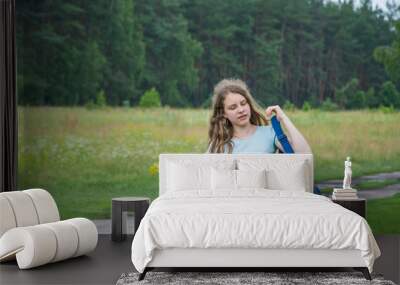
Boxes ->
[148,163,159,176]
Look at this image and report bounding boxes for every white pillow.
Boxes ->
[266,162,307,192]
[211,168,236,190]
[237,159,309,192]
[236,169,268,189]
[167,159,235,192]
[168,163,209,191]
[211,168,268,190]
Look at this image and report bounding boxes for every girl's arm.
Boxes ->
[279,114,312,154]
[266,105,312,154]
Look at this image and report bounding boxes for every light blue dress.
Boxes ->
[224,125,278,153]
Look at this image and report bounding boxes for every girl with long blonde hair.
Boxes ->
[207,78,312,154]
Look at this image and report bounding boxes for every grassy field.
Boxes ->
[368,193,400,234]
[17,107,400,233]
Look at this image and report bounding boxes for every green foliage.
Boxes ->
[102,0,145,105]
[162,80,189,108]
[378,104,396,114]
[335,78,360,109]
[15,0,398,109]
[96,90,107,107]
[17,0,144,107]
[320,98,339,111]
[122,100,130,108]
[283,100,296,111]
[79,41,107,105]
[365,87,379,108]
[349,90,367,109]
[302,101,312,111]
[200,96,212,109]
[136,0,203,107]
[139,88,161,108]
[373,21,400,83]
[85,100,96,110]
[336,79,376,110]
[378,81,400,108]
[85,90,107,110]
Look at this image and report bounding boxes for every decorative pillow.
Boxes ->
[167,159,235,192]
[237,159,309,192]
[236,169,268,189]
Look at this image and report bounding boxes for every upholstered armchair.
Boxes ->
[0,189,98,269]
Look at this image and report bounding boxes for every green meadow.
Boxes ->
[18,107,400,233]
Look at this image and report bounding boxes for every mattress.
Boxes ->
[131,189,380,273]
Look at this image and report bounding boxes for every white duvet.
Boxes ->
[131,189,380,273]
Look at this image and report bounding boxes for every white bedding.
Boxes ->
[131,190,380,273]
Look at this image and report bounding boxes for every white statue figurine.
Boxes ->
[343,156,352,189]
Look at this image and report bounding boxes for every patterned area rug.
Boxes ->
[116,271,396,285]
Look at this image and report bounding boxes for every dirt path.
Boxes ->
[317,171,400,200]
[356,184,400,199]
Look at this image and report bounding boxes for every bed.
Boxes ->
[131,153,381,281]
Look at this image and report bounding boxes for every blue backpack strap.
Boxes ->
[271,116,294,153]
[270,115,321,195]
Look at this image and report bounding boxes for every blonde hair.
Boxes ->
[207,78,268,153]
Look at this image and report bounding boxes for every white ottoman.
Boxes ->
[0,189,98,269]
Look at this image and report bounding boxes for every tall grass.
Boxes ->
[18,107,400,222]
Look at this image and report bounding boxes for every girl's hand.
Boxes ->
[265,105,286,122]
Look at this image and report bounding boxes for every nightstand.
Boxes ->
[111,197,150,242]
[332,198,366,218]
